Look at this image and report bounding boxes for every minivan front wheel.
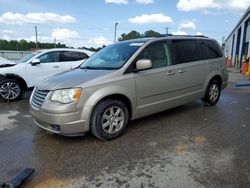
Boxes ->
[203,80,221,106]
[0,79,23,101]
[90,99,129,141]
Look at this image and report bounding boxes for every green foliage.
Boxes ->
[0,39,67,51]
[144,30,161,37]
[118,30,161,41]
[118,30,142,41]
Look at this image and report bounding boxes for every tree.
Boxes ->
[144,30,161,37]
[0,39,67,51]
[118,30,142,41]
[118,30,161,41]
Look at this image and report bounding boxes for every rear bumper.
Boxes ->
[30,106,91,136]
[221,81,228,90]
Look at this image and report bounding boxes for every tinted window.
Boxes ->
[172,40,201,64]
[137,42,172,69]
[200,40,223,59]
[38,52,59,63]
[60,51,89,62]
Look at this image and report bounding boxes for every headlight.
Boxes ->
[51,88,82,104]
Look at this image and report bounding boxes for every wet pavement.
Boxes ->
[0,71,250,188]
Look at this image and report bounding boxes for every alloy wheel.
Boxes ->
[101,106,125,134]
[0,82,21,100]
[209,84,219,103]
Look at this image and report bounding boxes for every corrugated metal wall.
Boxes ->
[224,7,250,67]
[0,50,32,61]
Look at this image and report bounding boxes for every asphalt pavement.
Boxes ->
[0,69,250,188]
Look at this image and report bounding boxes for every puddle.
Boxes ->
[0,110,19,131]
[80,151,205,188]
[22,114,32,118]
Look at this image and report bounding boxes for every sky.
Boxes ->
[0,0,250,48]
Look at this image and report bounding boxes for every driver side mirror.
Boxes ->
[31,59,40,66]
[136,59,152,71]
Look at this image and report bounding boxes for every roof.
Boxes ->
[118,34,210,44]
[225,6,250,41]
[35,48,95,56]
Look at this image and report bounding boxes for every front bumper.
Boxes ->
[30,106,91,136]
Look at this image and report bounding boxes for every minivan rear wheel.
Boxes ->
[203,80,221,106]
[90,99,129,141]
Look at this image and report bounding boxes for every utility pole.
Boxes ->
[114,22,119,43]
[0,35,2,50]
[166,27,169,36]
[35,26,38,49]
[54,38,56,48]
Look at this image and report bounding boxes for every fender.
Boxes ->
[79,84,137,128]
[0,74,4,80]
[202,70,222,90]
[0,73,28,90]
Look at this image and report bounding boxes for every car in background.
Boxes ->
[0,57,16,67]
[0,48,94,101]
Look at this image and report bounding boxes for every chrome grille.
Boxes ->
[31,89,49,109]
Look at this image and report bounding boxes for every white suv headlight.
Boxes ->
[51,88,82,104]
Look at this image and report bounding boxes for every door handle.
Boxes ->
[178,69,186,73]
[166,71,176,76]
[52,66,59,68]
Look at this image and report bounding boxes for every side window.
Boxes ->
[200,40,223,59]
[38,52,59,63]
[172,40,201,64]
[137,42,172,69]
[60,51,89,62]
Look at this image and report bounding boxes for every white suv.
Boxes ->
[0,48,94,101]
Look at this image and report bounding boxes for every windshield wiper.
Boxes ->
[81,66,117,70]
[80,66,96,70]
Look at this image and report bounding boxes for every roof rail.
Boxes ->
[158,34,208,38]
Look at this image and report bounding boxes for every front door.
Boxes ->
[25,51,65,87]
[134,41,182,116]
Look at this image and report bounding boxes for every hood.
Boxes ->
[0,64,17,68]
[0,58,17,67]
[37,68,114,90]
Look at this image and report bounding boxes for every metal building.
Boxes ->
[224,6,250,68]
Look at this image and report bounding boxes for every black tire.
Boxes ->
[203,80,221,106]
[90,99,129,141]
[0,79,23,101]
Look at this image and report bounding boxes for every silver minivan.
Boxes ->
[30,36,228,140]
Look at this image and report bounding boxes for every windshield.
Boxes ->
[17,53,38,63]
[80,41,144,70]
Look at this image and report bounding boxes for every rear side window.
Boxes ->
[200,40,223,59]
[60,51,89,62]
[172,40,201,64]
